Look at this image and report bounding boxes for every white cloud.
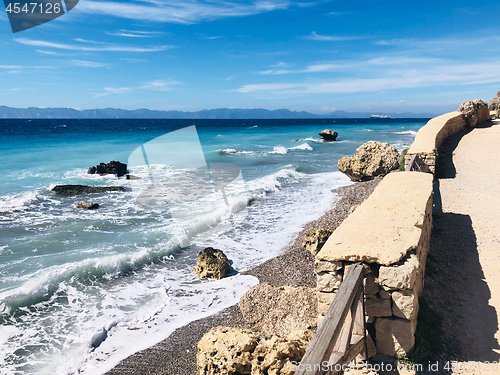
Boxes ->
[139,80,180,90]
[71,60,108,68]
[302,31,361,41]
[77,0,291,24]
[15,38,170,52]
[259,69,292,75]
[237,61,500,94]
[104,87,131,94]
[108,30,163,38]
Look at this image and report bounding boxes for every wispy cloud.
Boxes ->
[108,30,163,38]
[92,80,180,97]
[259,69,292,75]
[119,57,147,63]
[71,60,108,68]
[238,61,500,94]
[15,38,170,52]
[78,0,292,24]
[139,80,180,90]
[0,64,51,69]
[104,87,131,94]
[302,31,362,41]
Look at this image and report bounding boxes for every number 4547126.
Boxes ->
[5,2,62,14]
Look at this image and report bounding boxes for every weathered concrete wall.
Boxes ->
[315,171,434,357]
[405,111,466,174]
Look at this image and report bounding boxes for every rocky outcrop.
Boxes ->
[52,185,125,196]
[458,99,490,127]
[193,247,230,280]
[88,161,127,177]
[197,326,313,375]
[302,228,333,256]
[238,283,317,338]
[489,91,500,112]
[77,202,99,210]
[319,129,338,141]
[337,141,400,181]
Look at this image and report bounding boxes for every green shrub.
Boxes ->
[399,148,409,171]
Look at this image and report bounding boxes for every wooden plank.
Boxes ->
[326,336,366,375]
[295,264,364,375]
[328,287,365,365]
[406,154,418,171]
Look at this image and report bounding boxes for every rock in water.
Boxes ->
[458,99,490,127]
[52,185,125,196]
[303,228,333,256]
[319,129,338,141]
[337,141,400,181]
[193,247,230,279]
[197,326,313,375]
[77,202,99,210]
[88,161,127,177]
[238,283,317,338]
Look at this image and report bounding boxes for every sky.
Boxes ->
[1,0,500,114]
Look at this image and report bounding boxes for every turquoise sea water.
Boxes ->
[0,118,426,374]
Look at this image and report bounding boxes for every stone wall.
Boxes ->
[315,171,434,357]
[404,111,466,174]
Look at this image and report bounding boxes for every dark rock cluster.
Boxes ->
[88,161,127,177]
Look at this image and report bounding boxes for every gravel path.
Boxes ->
[105,178,382,375]
[422,119,500,372]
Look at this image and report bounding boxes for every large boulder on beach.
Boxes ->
[193,247,230,280]
[52,185,125,196]
[303,228,333,256]
[489,92,500,112]
[88,161,127,177]
[319,129,338,141]
[337,141,400,182]
[238,283,317,338]
[458,99,490,127]
[197,326,313,375]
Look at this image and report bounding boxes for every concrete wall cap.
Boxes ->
[316,172,433,266]
[408,111,463,154]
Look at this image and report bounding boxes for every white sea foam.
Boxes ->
[0,190,40,212]
[393,130,417,136]
[216,143,313,156]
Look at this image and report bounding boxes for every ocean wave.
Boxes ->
[392,130,417,136]
[216,143,313,156]
[0,167,304,315]
[0,190,41,212]
[289,143,313,151]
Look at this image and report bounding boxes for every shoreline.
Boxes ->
[105,177,382,375]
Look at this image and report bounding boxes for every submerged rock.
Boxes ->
[458,99,490,127]
[52,185,125,196]
[193,247,230,280]
[77,202,99,210]
[197,326,313,375]
[337,141,400,181]
[238,283,317,338]
[302,228,333,256]
[88,161,127,177]
[319,129,338,141]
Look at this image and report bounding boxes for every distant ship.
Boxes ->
[370,114,390,118]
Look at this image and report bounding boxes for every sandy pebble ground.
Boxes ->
[420,119,500,374]
[105,178,382,375]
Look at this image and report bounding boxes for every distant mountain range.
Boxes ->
[0,106,436,119]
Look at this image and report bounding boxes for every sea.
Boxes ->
[0,118,426,375]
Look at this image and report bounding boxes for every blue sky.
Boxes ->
[1,0,500,114]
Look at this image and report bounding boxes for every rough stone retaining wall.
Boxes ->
[404,111,466,174]
[315,171,434,357]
